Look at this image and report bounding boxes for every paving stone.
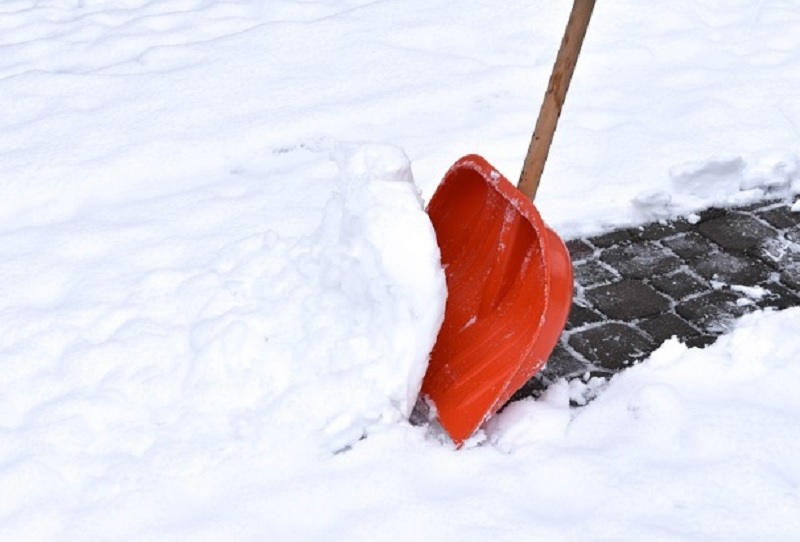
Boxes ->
[582,368,618,380]
[599,241,683,279]
[684,334,719,349]
[509,376,549,401]
[740,200,779,213]
[565,239,595,262]
[507,345,588,404]
[757,239,800,291]
[696,207,728,223]
[639,313,700,345]
[565,302,604,329]
[787,225,800,244]
[590,229,632,248]
[762,231,800,277]
[631,219,693,241]
[649,270,707,300]
[693,251,770,285]
[675,290,750,330]
[756,282,800,311]
[584,280,671,320]
[697,212,777,251]
[758,237,797,267]
[662,232,719,261]
[757,206,800,230]
[568,323,655,371]
[540,343,589,380]
[780,262,800,290]
[573,259,618,286]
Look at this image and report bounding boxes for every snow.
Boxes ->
[2,0,800,540]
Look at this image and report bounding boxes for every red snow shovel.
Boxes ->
[420,0,595,446]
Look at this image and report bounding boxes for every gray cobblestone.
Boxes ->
[693,252,770,284]
[697,212,777,251]
[564,302,604,330]
[600,242,683,279]
[573,260,618,287]
[584,280,670,320]
[649,270,707,300]
[569,323,655,371]
[675,290,749,329]
[758,206,799,229]
[565,239,595,262]
[639,313,700,345]
[662,232,719,261]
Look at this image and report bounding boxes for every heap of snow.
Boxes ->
[0,143,448,514]
[260,143,447,451]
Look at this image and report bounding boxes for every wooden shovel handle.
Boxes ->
[518,0,595,200]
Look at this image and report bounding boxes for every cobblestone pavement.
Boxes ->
[513,198,800,402]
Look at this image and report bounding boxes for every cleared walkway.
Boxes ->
[514,199,800,401]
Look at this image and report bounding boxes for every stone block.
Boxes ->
[649,270,707,300]
[758,206,800,230]
[600,241,683,279]
[540,343,590,380]
[675,290,750,331]
[787,225,800,244]
[697,212,777,251]
[639,313,700,345]
[685,334,719,349]
[590,229,632,248]
[692,252,771,285]
[574,260,618,287]
[585,280,671,320]
[695,207,728,223]
[662,232,718,262]
[631,219,693,241]
[757,282,800,311]
[782,264,800,290]
[566,302,604,330]
[568,323,655,371]
[565,239,595,262]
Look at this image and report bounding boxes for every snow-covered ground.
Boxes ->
[2,1,800,540]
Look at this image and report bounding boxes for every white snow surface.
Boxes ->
[2,1,800,540]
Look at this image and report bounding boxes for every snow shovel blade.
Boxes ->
[421,154,573,446]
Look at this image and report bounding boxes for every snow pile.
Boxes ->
[493,308,800,458]
[479,308,800,540]
[261,143,446,451]
[0,142,446,538]
[633,155,800,223]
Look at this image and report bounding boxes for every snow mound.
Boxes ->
[167,143,446,454]
[0,142,447,509]
[260,143,447,451]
